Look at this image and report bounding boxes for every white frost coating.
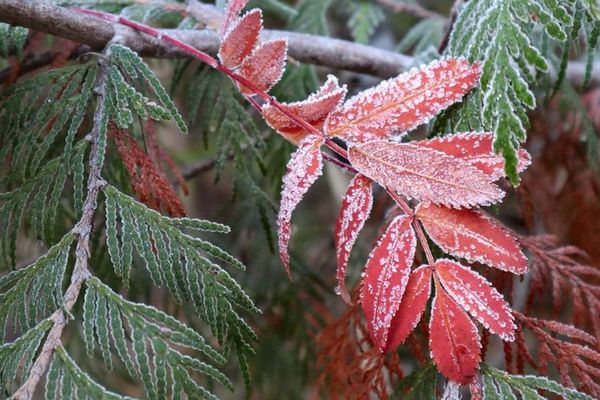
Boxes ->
[415,132,531,181]
[335,174,373,303]
[262,75,347,143]
[416,202,528,274]
[219,9,263,69]
[360,215,416,350]
[277,135,324,274]
[442,381,462,400]
[433,259,516,341]
[238,38,288,95]
[348,141,505,209]
[324,57,481,144]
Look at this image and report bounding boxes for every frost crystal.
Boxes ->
[334,174,373,304]
[262,75,346,144]
[415,132,531,181]
[385,265,432,351]
[277,135,324,276]
[429,280,482,384]
[433,259,516,341]
[348,141,505,208]
[416,203,528,274]
[325,58,481,144]
[219,9,263,69]
[238,39,287,95]
[360,215,416,351]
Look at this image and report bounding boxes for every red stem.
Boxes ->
[75,8,435,263]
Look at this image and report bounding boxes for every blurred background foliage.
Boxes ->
[1,0,599,398]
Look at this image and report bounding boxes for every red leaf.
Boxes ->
[433,259,516,341]
[430,280,481,384]
[414,132,531,180]
[262,75,346,144]
[220,0,250,36]
[238,39,287,95]
[218,9,262,69]
[385,265,432,351]
[360,215,416,351]
[277,135,324,276]
[416,203,528,274]
[348,141,504,208]
[325,58,481,144]
[334,174,373,303]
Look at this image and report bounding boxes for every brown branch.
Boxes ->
[376,0,444,20]
[0,1,597,84]
[11,59,109,400]
[0,0,412,78]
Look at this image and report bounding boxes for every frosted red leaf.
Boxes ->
[348,141,504,208]
[334,174,373,304]
[385,265,432,352]
[414,132,531,180]
[433,259,516,341]
[324,58,481,144]
[262,75,347,144]
[360,215,416,351]
[429,280,481,384]
[218,9,262,69]
[416,203,528,274]
[238,39,287,95]
[219,0,250,36]
[277,135,324,276]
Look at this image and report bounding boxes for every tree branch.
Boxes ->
[0,1,597,84]
[11,58,109,400]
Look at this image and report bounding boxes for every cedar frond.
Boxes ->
[45,346,134,400]
[511,312,600,398]
[440,0,599,182]
[0,144,87,267]
[83,277,231,399]
[0,23,27,59]
[520,235,600,338]
[480,363,594,400]
[315,301,403,399]
[0,319,52,394]
[103,185,258,382]
[107,44,187,134]
[0,234,74,336]
[109,124,186,217]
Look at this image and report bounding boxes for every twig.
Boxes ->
[11,59,109,400]
[0,1,596,83]
[376,0,445,20]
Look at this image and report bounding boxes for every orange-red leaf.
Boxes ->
[416,203,528,274]
[277,135,324,276]
[262,75,347,144]
[360,215,416,351]
[433,259,516,341]
[334,174,373,303]
[238,39,287,95]
[385,265,432,351]
[325,58,481,144]
[348,141,504,208]
[430,280,481,384]
[220,0,250,36]
[414,132,531,180]
[219,9,262,69]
